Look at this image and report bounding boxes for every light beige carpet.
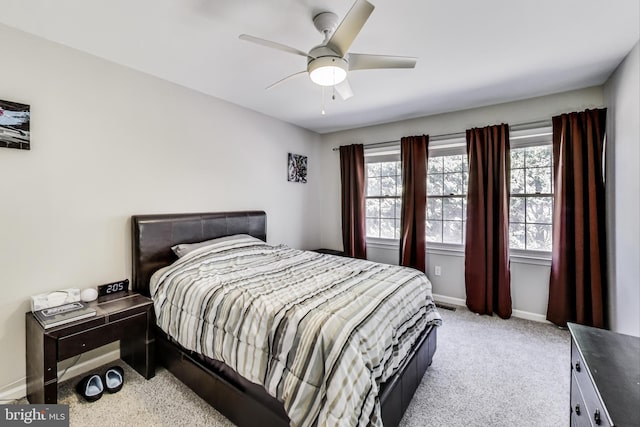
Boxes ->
[16,306,570,427]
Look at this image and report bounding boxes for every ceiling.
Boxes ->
[0,0,638,134]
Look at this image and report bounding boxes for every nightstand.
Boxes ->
[26,291,155,403]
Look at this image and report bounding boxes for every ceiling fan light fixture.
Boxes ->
[308,57,348,86]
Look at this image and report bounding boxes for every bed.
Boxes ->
[131,211,440,427]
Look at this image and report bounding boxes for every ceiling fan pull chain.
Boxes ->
[321,86,326,116]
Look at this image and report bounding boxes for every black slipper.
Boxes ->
[76,374,104,402]
[104,366,124,393]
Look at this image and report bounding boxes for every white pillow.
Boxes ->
[171,234,263,258]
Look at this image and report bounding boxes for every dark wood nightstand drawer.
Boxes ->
[58,312,146,360]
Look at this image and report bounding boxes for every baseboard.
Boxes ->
[432,293,551,324]
[0,349,120,402]
[512,309,551,324]
[432,294,466,308]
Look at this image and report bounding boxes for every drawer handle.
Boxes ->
[574,361,581,372]
[594,409,601,425]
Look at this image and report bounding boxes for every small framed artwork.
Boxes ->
[287,153,308,183]
[0,99,30,150]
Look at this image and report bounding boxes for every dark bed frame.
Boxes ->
[131,211,437,427]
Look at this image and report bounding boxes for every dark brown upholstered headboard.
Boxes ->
[131,211,267,296]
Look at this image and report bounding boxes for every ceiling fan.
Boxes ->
[239,0,417,100]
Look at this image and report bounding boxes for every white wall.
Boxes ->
[604,41,640,337]
[0,24,323,397]
[318,88,604,321]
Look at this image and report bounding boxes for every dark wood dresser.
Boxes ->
[568,323,640,427]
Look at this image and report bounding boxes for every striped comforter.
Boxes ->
[150,236,441,427]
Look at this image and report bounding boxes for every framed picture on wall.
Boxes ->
[0,99,31,150]
[287,153,308,183]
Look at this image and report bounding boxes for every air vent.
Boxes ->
[435,302,457,311]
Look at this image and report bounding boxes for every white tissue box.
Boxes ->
[30,288,81,312]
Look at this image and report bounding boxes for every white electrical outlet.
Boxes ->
[434,266,442,276]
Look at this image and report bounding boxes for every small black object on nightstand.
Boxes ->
[313,248,346,257]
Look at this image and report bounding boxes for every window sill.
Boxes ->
[510,250,552,266]
[366,239,552,266]
[426,243,465,257]
[366,238,399,249]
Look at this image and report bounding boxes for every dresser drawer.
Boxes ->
[571,373,592,427]
[571,340,612,427]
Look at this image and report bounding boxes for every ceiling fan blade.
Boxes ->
[348,53,417,70]
[326,0,375,57]
[266,70,307,90]
[334,79,354,100]
[239,34,309,58]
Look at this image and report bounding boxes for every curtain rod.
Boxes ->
[331,119,552,151]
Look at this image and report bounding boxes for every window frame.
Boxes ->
[508,128,554,257]
[364,148,402,241]
[426,147,468,247]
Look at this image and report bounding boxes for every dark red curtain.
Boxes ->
[547,109,607,328]
[339,144,367,259]
[399,135,429,272]
[465,124,512,319]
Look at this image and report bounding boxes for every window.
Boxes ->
[509,144,553,251]
[426,153,468,244]
[362,128,554,255]
[365,160,402,239]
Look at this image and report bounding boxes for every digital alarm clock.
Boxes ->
[97,279,129,298]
